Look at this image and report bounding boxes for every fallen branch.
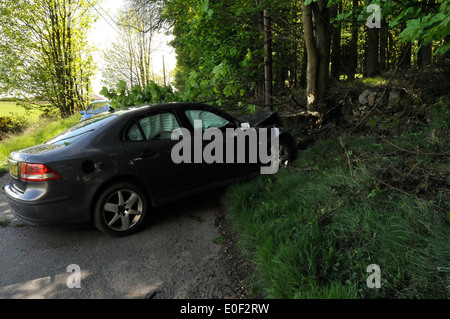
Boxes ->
[373,177,411,197]
[382,138,450,157]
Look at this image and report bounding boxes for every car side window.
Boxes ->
[127,123,143,141]
[184,110,232,130]
[127,112,181,142]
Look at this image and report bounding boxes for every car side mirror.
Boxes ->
[80,111,85,115]
[108,106,114,113]
[240,122,250,130]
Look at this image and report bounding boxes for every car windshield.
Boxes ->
[46,114,115,145]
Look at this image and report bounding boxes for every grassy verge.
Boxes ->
[0,101,43,121]
[224,125,449,298]
[0,114,81,173]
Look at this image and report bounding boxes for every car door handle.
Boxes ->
[138,150,159,158]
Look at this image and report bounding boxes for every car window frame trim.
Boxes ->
[173,104,240,133]
[122,107,184,143]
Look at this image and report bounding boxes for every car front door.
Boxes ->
[176,105,256,183]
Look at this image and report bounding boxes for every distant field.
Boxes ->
[0,101,42,121]
[0,113,81,173]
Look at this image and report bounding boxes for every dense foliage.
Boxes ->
[155,0,449,111]
[0,0,98,117]
[99,80,178,109]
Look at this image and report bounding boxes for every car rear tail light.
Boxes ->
[20,163,61,182]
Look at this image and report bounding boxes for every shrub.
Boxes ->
[0,115,28,139]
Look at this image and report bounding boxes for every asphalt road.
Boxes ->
[0,173,237,299]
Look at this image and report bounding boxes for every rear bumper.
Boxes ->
[2,183,90,226]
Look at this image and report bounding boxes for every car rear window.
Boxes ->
[46,114,115,145]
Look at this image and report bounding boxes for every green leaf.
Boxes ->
[116,80,128,93]
[99,86,111,98]
[202,0,209,12]
[434,41,450,55]
[398,18,421,42]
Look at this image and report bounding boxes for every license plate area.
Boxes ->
[8,159,19,179]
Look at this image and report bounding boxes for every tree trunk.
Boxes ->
[67,11,75,115]
[301,0,318,110]
[388,30,395,70]
[300,46,307,88]
[263,9,273,111]
[366,27,380,76]
[379,18,388,72]
[330,4,341,80]
[347,0,359,80]
[418,42,433,68]
[400,42,411,68]
[300,0,331,110]
[418,0,434,68]
[314,1,331,99]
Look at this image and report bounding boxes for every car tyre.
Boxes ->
[93,182,148,237]
[278,138,293,169]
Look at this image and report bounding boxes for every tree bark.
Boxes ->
[366,27,380,76]
[314,1,331,105]
[330,4,341,80]
[301,0,318,110]
[418,0,434,68]
[347,0,359,80]
[263,9,273,111]
[418,42,433,68]
[388,30,395,70]
[301,0,331,110]
[399,42,411,68]
[299,46,307,88]
[379,18,388,72]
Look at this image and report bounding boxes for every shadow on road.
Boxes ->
[0,176,236,299]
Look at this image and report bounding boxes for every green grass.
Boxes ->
[337,76,388,90]
[0,113,81,173]
[224,130,449,299]
[359,76,388,86]
[0,101,43,122]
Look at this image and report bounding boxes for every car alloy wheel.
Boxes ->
[94,182,147,236]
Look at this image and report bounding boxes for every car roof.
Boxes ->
[89,102,235,126]
[115,102,211,115]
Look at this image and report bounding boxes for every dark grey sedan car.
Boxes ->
[3,103,294,236]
